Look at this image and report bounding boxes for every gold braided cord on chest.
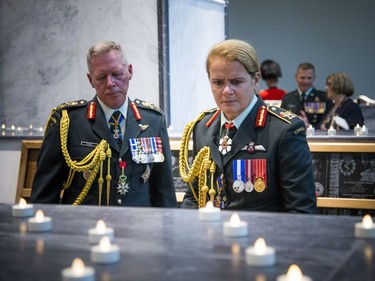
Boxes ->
[179,113,217,208]
[60,109,112,205]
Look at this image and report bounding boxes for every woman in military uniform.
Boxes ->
[180,39,316,213]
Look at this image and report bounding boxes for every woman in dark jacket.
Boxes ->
[320,72,364,130]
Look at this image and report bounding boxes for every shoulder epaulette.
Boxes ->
[133,99,162,114]
[203,108,220,127]
[45,100,87,135]
[267,106,300,124]
[55,100,87,111]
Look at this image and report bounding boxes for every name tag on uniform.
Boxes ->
[81,141,98,147]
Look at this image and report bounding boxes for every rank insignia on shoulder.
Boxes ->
[134,99,162,114]
[56,100,87,111]
[268,106,300,123]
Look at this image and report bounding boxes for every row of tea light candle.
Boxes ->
[12,199,120,280]
[306,124,369,136]
[12,198,375,281]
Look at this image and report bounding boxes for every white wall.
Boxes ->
[168,0,226,135]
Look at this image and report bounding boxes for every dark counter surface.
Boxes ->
[0,203,374,281]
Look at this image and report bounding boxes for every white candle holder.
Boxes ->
[61,258,95,281]
[12,198,34,217]
[245,237,276,267]
[354,124,361,136]
[306,125,315,136]
[277,264,312,281]
[199,201,221,221]
[91,236,120,264]
[88,220,114,244]
[327,126,336,136]
[223,213,248,237]
[360,125,368,136]
[28,210,52,232]
[355,215,375,239]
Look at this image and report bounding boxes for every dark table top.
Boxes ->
[0,203,374,281]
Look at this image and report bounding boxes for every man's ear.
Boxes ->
[87,73,95,88]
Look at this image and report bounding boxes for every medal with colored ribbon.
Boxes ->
[244,160,254,192]
[232,160,245,193]
[254,159,267,192]
[117,159,129,195]
[215,175,224,208]
[129,137,165,164]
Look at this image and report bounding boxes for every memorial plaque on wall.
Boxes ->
[313,152,375,216]
[171,150,191,193]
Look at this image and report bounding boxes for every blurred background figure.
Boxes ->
[320,72,364,130]
[281,63,332,128]
[259,59,287,101]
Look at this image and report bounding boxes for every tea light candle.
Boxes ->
[327,126,336,136]
[277,264,312,281]
[91,236,120,264]
[361,125,368,136]
[61,258,95,281]
[12,198,34,217]
[354,124,361,136]
[223,213,248,237]
[355,215,375,239]
[88,220,114,244]
[199,201,221,221]
[245,237,276,267]
[306,125,315,136]
[28,210,52,232]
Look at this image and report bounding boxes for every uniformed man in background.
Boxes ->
[281,62,332,128]
[180,39,316,213]
[31,41,176,207]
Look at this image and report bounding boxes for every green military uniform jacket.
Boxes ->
[181,98,316,213]
[31,96,176,207]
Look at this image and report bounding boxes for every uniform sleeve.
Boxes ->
[148,112,177,208]
[30,111,68,203]
[277,120,317,213]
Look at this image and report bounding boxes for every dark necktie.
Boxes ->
[109,110,124,145]
[301,92,306,102]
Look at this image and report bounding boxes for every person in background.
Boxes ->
[281,62,332,128]
[31,41,176,207]
[179,39,316,213]
[320,72,364,130]
[259,59,287,101]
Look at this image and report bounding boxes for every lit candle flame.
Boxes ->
[362,125,367,130]
[11,125,15,130]
[286,264,303,281]
[1,124,5,129]
[71,258,85,275]
[230,213,241,227]
[205,201,214,209]
[96,220,107,234]
[254,237,267,255]
[19,198,27,208]
[362,215,373,229]
[99,236,112,251]
[35,210,45,222]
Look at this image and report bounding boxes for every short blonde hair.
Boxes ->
[206,39,259,76]
[86,41,128,72]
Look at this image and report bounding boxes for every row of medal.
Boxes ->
[304,102,326,114]
[232,159,267,193]
[129,137,165,164]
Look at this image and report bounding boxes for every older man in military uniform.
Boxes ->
[180,40,316,213]
[31,41,176,207]
[281,62,332,128]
